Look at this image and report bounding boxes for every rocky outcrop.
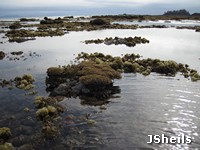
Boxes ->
[46,61,121,102]
[84,36,149,47]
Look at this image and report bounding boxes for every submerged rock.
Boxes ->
[33,96,65,138]
[0,127,12,142]
[0,142,14,150]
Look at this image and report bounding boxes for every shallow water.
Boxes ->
[0,26,200,149]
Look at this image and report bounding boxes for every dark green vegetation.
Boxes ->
[163,9,190,16]
[84,36,149,47]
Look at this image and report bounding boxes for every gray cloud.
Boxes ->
[0,0,199,17]
[1,0,200,7]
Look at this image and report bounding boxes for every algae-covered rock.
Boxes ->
[9,22,22,29]
[14,74,35,90]
[191,72,200,81]
[41,124,58,137]
[34,96,46,108]
[90,18,110,26]
[80,75,112,87]
[47,67,64,76]
[47,106,57,115]
[0,142,14,150]
[84,36,149,47]
[0,127,11,142]
[152,60,179,75]
[36,107,49,120]
[46,61,121,100]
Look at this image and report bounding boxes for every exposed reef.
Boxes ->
[76,52,200,81]
[176,26,200,32]
[20,18,39,22]
[90,18,110,26]
[46,61,121,102]
[84,36,149,47]
[9,22,22,29]
[2,14,199,43]
[6,29,64,43]
[45,52,199,107]
[40,17,64,25]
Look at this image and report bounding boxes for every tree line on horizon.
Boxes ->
[163,9,200,16]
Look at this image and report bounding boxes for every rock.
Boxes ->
[53,83,71,96]
[10,51,23,55]
[84,36,149,47]
[9,22,22,29]
[90,18,110,26]
[0,51,5,60]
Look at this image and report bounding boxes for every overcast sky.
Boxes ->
[0,0,200,17]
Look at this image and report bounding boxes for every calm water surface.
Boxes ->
[0,27,200,149]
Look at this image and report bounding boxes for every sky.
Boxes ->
[0,0,200,18]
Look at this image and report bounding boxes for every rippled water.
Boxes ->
[0,26,200,149]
